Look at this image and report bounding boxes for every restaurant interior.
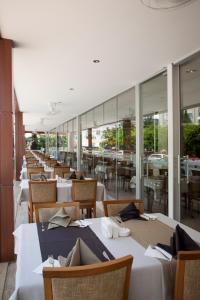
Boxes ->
[0,0,200,299]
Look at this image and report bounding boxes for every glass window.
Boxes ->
[94,105,104,126]
[180,54,200,231]
[141,72,168,215]
[104,97,117,124]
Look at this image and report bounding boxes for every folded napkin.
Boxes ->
[140,213,158,221]
[145,245,172,261]
[157,224,200,257]
[33,258,60,274]
[79,174,85,180]
[58,238,100,267]
[119,203,140,221]
[40,174,47,181]
[68,171,77,179]
[48,208,71,229]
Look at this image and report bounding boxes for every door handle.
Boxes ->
[178,154,180,185]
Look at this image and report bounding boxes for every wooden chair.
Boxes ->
[54,166,70,178]
[27,166,44,179]
[34,202,80,223]
[71,180,97,217]
[46,160,58,168]
[43,255,133,300]
[175,250,200,300]
[103,199,144,217]
[28,180,57,223]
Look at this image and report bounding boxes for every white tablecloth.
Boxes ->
[9,214,200,300]
[18,179,107,203]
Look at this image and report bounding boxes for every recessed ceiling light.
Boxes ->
[93,59,100,63]
[186,69,198,73]
[69,88,74,91]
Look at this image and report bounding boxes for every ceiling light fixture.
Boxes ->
[48,102,62,115]
[93,59,100,63]
[141,0,195,9]
[69,88,74,91]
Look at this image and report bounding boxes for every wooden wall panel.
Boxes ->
[0,38,14,262]
[15,110,24,180]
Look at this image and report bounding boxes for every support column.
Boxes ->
[135,84,143,199]
[76,116,81,171]
[15,96,25,180]
[0,38,14,261]
[167,64,180,220]
[87,128,92,149]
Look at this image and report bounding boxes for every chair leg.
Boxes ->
[28,212,33,223]
[93,206,96,218]
[28,205,33,223]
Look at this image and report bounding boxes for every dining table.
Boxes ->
[18,179,107,204]
[9,213,200,300]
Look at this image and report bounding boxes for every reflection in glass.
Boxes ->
[141,73,168,215]
[180,55,200,231]
[81,88,136,200]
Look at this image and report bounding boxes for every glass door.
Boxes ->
[180,55,200,231]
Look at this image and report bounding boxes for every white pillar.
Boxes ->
[167,64,181,220]
[135,84,143,198]
[76,116,81,171]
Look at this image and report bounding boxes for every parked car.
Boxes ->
[148,154,168,161]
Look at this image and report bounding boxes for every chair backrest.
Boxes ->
[103,199,144,217]
[26,157,37,162]
[46,160,58,167]
[27,166,44,178]
[43,255,133,300]
[175,250,200,300]
[29,172,50,180]
[71,180,97,203]
[29,180,57,204]
[54,166,70,178]
[34,202,80,223]
[63,172,72,179]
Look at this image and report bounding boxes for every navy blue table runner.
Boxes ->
[36,223,114,262]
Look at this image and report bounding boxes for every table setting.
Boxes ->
[10,211,200,300]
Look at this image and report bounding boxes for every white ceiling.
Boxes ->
[0,0,200,131]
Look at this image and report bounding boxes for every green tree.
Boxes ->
[37,135,46,149]
[144,124,154,151]
[99,126,136,150]
[99,127,118,149]
[183,124,200,157]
